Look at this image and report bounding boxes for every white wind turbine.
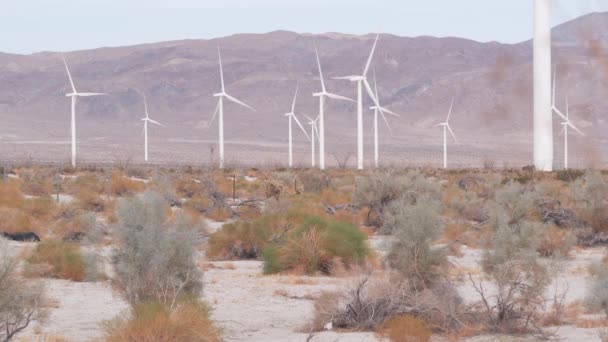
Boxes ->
[435,98,457,169]
[305,115,320,168]
[141,94,163,162]
[210,47,255,169]
[334,34,380,170]
[312,43,354,170]
[369,72,399,168]
[552,70,584,169]
[284,85,310,168]
[63,57,107,167]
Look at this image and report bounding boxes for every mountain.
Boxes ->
[0,13,607,167]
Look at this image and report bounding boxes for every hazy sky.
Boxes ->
[1,0,606,54]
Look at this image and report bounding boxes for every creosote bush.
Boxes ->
[112,191,203,307]
[376,315,431,342]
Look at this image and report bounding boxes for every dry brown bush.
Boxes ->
[376,315,431,342]
[110,171,145,197]
[24,240,86,281]
[104,300,221,342]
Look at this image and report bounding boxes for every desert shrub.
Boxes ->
[445,190,489,223]
[0,207,35,235]
[377,315,431,342]
[173,177,201,199]
[207,212,289,260]
[574,170,608,234]
[54,212,97,242]
[491,181,537,227]
[555,169,585,182]
[75,187,107,212]
[586,262,608,317]
[475,221,552,334]
[0,239,47,342]
[385,198,445,289]
[0,181,24,208]
[262,215,368,275]
[25,240,86,281]
[184,194,212,213]
[104,299,220,342]
[150,178,180,207]
[311,273,464,333]
[354,170,439,229]
[205,207,232,222]
[297,171,329,193]
[536,225,576,257]
[23,197,57,221]
[112,191,203,307]
[110,171,145,197]
[20,178,53,197]
[64,174,105,197]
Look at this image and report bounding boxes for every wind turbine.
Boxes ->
[533,0,553,171]
[305,115,320,168]
[552,70,584,169]
[63,57,107,167]
[312,42,354,170]
[210,47,255,169]
[369,71,399,168]
[435,98,457,169]
[284,85,310,168]
[141,94,163,162]
[334,34,381,170]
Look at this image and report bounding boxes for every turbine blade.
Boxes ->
[447,124,457,143]
[363,33,380,77]
[314,42,326,93]
[210,100,220,125]
[372,69,380,106]
[326,92,354,102]
[552,106,568,121]
[559,126,565,136]
[333,76,357,80]
[225,93,255,111]
[292,114,310,140]
[567,121,584,136]
[143,94,149,118]
[380,106,400,117]
[77,93,107,97]
[148,119,163,127]
[379,109,393,136]
[363,79,378,107]
[291,84,299,114]
[218,47,225,93]
[446,97,455,122]
[63,57,77,93]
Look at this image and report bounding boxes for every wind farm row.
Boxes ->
[18,1,589,171]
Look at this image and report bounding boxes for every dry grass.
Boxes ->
[104,300,221,342]
[110,171,145,196]
[376,315,432,342]
[24,240,85,281]
[205,207,231,222]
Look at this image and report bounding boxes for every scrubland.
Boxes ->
[1,164,608,341]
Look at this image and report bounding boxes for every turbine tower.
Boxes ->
[284,85,310,168]
[141,94,163,163]
[305,115,320,168]
[334,34,380,170]
[534,0,553,171]
[370,72,399,168]
[312,42,354,170]
[552,70,584,169]
[63,57,107,168]
[435,98,457,169]
[210,47,255,169]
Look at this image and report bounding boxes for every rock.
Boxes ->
[2,232,40,242]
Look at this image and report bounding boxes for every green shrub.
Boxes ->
[25,240,86,281]
[262,214,368,275]
[386,198,445,289]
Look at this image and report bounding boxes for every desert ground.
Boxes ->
[1,164,608,342]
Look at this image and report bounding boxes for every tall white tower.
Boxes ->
[533,0,553,171]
